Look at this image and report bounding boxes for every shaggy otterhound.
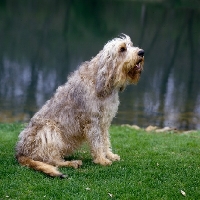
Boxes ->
[15,34,144,178]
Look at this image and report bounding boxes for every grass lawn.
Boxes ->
[0,123,200,200]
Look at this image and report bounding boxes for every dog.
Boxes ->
[15,34,144,178]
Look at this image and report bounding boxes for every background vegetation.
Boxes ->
[0,0,200,129]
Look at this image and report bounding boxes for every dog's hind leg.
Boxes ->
[55,160,82,169]
[17,156,67,178]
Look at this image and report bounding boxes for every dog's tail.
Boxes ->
[17,156,67,178]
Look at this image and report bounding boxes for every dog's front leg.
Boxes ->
[106,151,120,162]
[85,126,112,166]
[103,130,120,162]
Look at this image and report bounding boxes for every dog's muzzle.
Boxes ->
[137,49,145,57]
[134,49,144,72]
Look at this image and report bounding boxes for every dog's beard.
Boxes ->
[126,60,144,84]
[110,56,144,91]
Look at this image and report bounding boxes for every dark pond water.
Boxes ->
[0,0,200,130]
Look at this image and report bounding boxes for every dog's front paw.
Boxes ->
[106,152,120,161]
[93,157,112,166]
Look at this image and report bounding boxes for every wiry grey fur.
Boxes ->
[15,34,144,177]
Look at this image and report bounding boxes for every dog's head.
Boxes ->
[95,34,144,97]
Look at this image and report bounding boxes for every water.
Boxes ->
[0,0,200,130]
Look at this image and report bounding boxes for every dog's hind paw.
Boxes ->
[69,160,83,169]
[93,157,112,166]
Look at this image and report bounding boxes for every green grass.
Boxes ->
[0,123,200,200]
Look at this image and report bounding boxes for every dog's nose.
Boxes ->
[138,49,144,57]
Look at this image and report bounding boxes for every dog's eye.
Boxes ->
[119,47,126,52]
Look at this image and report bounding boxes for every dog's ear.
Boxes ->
[95,65,115,98]
[96,70,111,98]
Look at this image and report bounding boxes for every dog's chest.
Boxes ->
[101,92,119,119]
